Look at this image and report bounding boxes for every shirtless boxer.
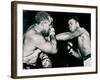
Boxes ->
[56,16,91,66]
[23,11,57,69]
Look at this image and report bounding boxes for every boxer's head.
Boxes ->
[68,16,80,32]
[35,11,53,35]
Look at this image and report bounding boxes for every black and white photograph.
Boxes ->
[23,10,91,69]
[11,1,97,78]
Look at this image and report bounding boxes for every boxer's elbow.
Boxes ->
[48,43,58,54]
[81,48,91,59]
[48,46,57,54]
[51,48,58,54]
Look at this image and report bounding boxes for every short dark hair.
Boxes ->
[35,11,50,23]
[68,16,79,22]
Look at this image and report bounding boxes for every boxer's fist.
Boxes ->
[39,53,52,68]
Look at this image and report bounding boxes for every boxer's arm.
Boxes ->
[33,34,57,54]
[56,28,85,40]
[49,28,57,49]
[56,32,71,40]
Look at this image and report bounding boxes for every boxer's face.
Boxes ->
[42,16,53,34]
[68,19,77,32]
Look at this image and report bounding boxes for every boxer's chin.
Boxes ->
[70,29,75,33]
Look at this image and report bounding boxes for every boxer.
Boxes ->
[56,16,91,66]
[23,11,57,69]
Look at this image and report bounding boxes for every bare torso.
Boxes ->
[23,27,41,64]
[78,28,91,57]
[23,25,57,65]
[56,27,91,59]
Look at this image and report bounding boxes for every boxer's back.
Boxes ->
[23,26,41,64]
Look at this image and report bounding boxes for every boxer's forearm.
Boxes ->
[56,32,72,40]
[49,27,57,51]
[49,33,57,53]
[56,28,84,41]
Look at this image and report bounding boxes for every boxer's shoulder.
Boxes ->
[25,28,35,36]
[80,27,90,37]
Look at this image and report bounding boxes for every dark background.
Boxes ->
[23,10,91,68]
